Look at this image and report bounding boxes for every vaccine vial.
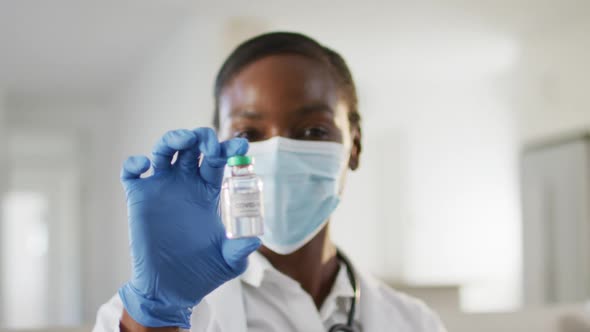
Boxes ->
[221,155,264,238]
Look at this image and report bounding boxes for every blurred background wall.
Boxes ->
[0,0,589,327]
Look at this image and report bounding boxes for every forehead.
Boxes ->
[219,54,341,115]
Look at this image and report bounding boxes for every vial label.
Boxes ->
[230,192,262,218]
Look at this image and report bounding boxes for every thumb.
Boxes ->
[221,237,261,274]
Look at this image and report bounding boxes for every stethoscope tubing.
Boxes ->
[330,250,361,332]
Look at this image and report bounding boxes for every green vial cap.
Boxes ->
[227,155,252,166]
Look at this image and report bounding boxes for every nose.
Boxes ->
[265,124,291,140]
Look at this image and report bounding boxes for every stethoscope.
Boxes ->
[328,250,361,332]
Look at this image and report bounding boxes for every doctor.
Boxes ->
[94,32,446,332]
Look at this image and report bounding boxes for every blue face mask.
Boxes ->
[247,137,348,254]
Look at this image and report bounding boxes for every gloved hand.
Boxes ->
[118,128,261,329]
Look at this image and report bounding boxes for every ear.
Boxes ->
[348,125,362,170]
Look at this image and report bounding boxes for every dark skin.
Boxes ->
[121,54,362,332]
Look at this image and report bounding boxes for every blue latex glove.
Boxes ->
[118,128,261,328]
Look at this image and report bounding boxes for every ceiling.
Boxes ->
[0,0,587,102]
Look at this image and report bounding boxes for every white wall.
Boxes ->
[4,100,125,322]
[515,19,590,142]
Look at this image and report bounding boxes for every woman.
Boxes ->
[94,32,446,332]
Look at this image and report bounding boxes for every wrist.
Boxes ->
[118,283,197,329]
[120,309,180,332]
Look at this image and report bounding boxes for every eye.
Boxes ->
[233,128,263,142]
[300,126,330,140]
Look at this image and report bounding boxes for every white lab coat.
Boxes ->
[93,252,447,332]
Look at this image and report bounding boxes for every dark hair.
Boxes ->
[212,31,360,130]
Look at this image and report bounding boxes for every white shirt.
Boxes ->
[93,252,446,332]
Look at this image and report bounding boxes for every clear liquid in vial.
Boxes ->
[221,157,264,238]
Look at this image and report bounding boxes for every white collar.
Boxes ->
[240,251,356,320]
[239,251,274,288]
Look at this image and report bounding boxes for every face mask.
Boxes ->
[246,136,348,254]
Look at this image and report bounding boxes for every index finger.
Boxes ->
[151,129,197,173]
